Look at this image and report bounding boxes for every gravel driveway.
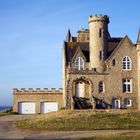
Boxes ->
[0,115,140,139]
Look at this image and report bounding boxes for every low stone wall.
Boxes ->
[13,88,63,113]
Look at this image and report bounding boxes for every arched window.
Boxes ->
[75,57,84,70]
[98,81,104,93]
[122,56,132,70]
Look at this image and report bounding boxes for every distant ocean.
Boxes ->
[0,106,12,112]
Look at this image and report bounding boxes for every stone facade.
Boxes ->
[13,13,140,113]
[13,88,63,113]
[63,14,140,110]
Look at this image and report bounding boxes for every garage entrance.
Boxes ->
[18,102,36,114]
[40,102,58,113]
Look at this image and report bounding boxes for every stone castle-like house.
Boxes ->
[13,14,140,114]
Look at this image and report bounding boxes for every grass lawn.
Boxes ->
[0,109,14,117]
[0,112,11,116]
[16,110,140,131]
[79,135,140,140]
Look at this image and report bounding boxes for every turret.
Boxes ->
[136,28,140,50]
[88,14,109,72]
[66,29,72,42]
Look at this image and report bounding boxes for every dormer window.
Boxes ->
[75,57,84,70]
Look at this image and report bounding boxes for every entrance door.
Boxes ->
[112,100,120,109]
[75,82,85,97]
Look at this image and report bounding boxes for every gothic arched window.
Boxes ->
[75,57,84,70]
[98,81,104,93]
[122,56,132,70]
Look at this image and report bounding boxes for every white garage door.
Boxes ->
[18,102,36,114]
[41,102,58,113]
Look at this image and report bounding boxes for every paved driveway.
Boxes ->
[0,115,140,139]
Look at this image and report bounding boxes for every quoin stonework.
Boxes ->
[13,14,140,114]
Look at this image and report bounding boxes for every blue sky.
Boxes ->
[0,0,140,106]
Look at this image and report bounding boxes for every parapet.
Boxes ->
[77,28,89,42]
[88,14,109,24]
[77,28,89,33]
[13,88,63,94]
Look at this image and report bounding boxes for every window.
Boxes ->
[75,57,84,70]
[122,56,132,70]
[99,51,102,60]
[112,99,120,109]
[122,79,132,93]
[124,98,132,107]
[99,28,102,38]
[98,81,104,93]
[112,59,116,66]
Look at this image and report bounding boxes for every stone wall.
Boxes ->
[65,37,139,110]
[13,88,63,113]
[77,29,89,42]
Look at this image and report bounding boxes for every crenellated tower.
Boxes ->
[88,14,109,72]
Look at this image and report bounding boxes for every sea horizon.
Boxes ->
[0,106,12,112]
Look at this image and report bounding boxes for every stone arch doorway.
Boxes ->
[72,76,93,109]
[72,76,93,97]
[74,80,90,98]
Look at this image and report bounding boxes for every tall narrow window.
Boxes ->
[99,51,102,60]
[122,56,132,70]
[122,79,132,93]
[98,81,104,93]
[112,59,116,66]
[75,57,84,70]
[99,28,102,38]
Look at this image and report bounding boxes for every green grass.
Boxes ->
[0,108,17,116]
[79,135,140,140]
[16,110,140,131]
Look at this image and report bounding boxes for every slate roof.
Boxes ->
[108,37,123,56]
[65,42,89,63]
[64,37,123,63]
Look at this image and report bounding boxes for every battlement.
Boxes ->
[13,88,63,94]
[77,28,89,33]
[77,28,89,42]
[88,14,109,23]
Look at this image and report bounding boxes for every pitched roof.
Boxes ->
[65,42,89,63]
[64,37,123,63]
[108,37,123,56]
[106,36,133,61]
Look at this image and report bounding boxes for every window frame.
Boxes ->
[124,98,132,107]
[122,79,132,93]
[122,56,132,71]
[98,81,104,93]
[75,57,84,70]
